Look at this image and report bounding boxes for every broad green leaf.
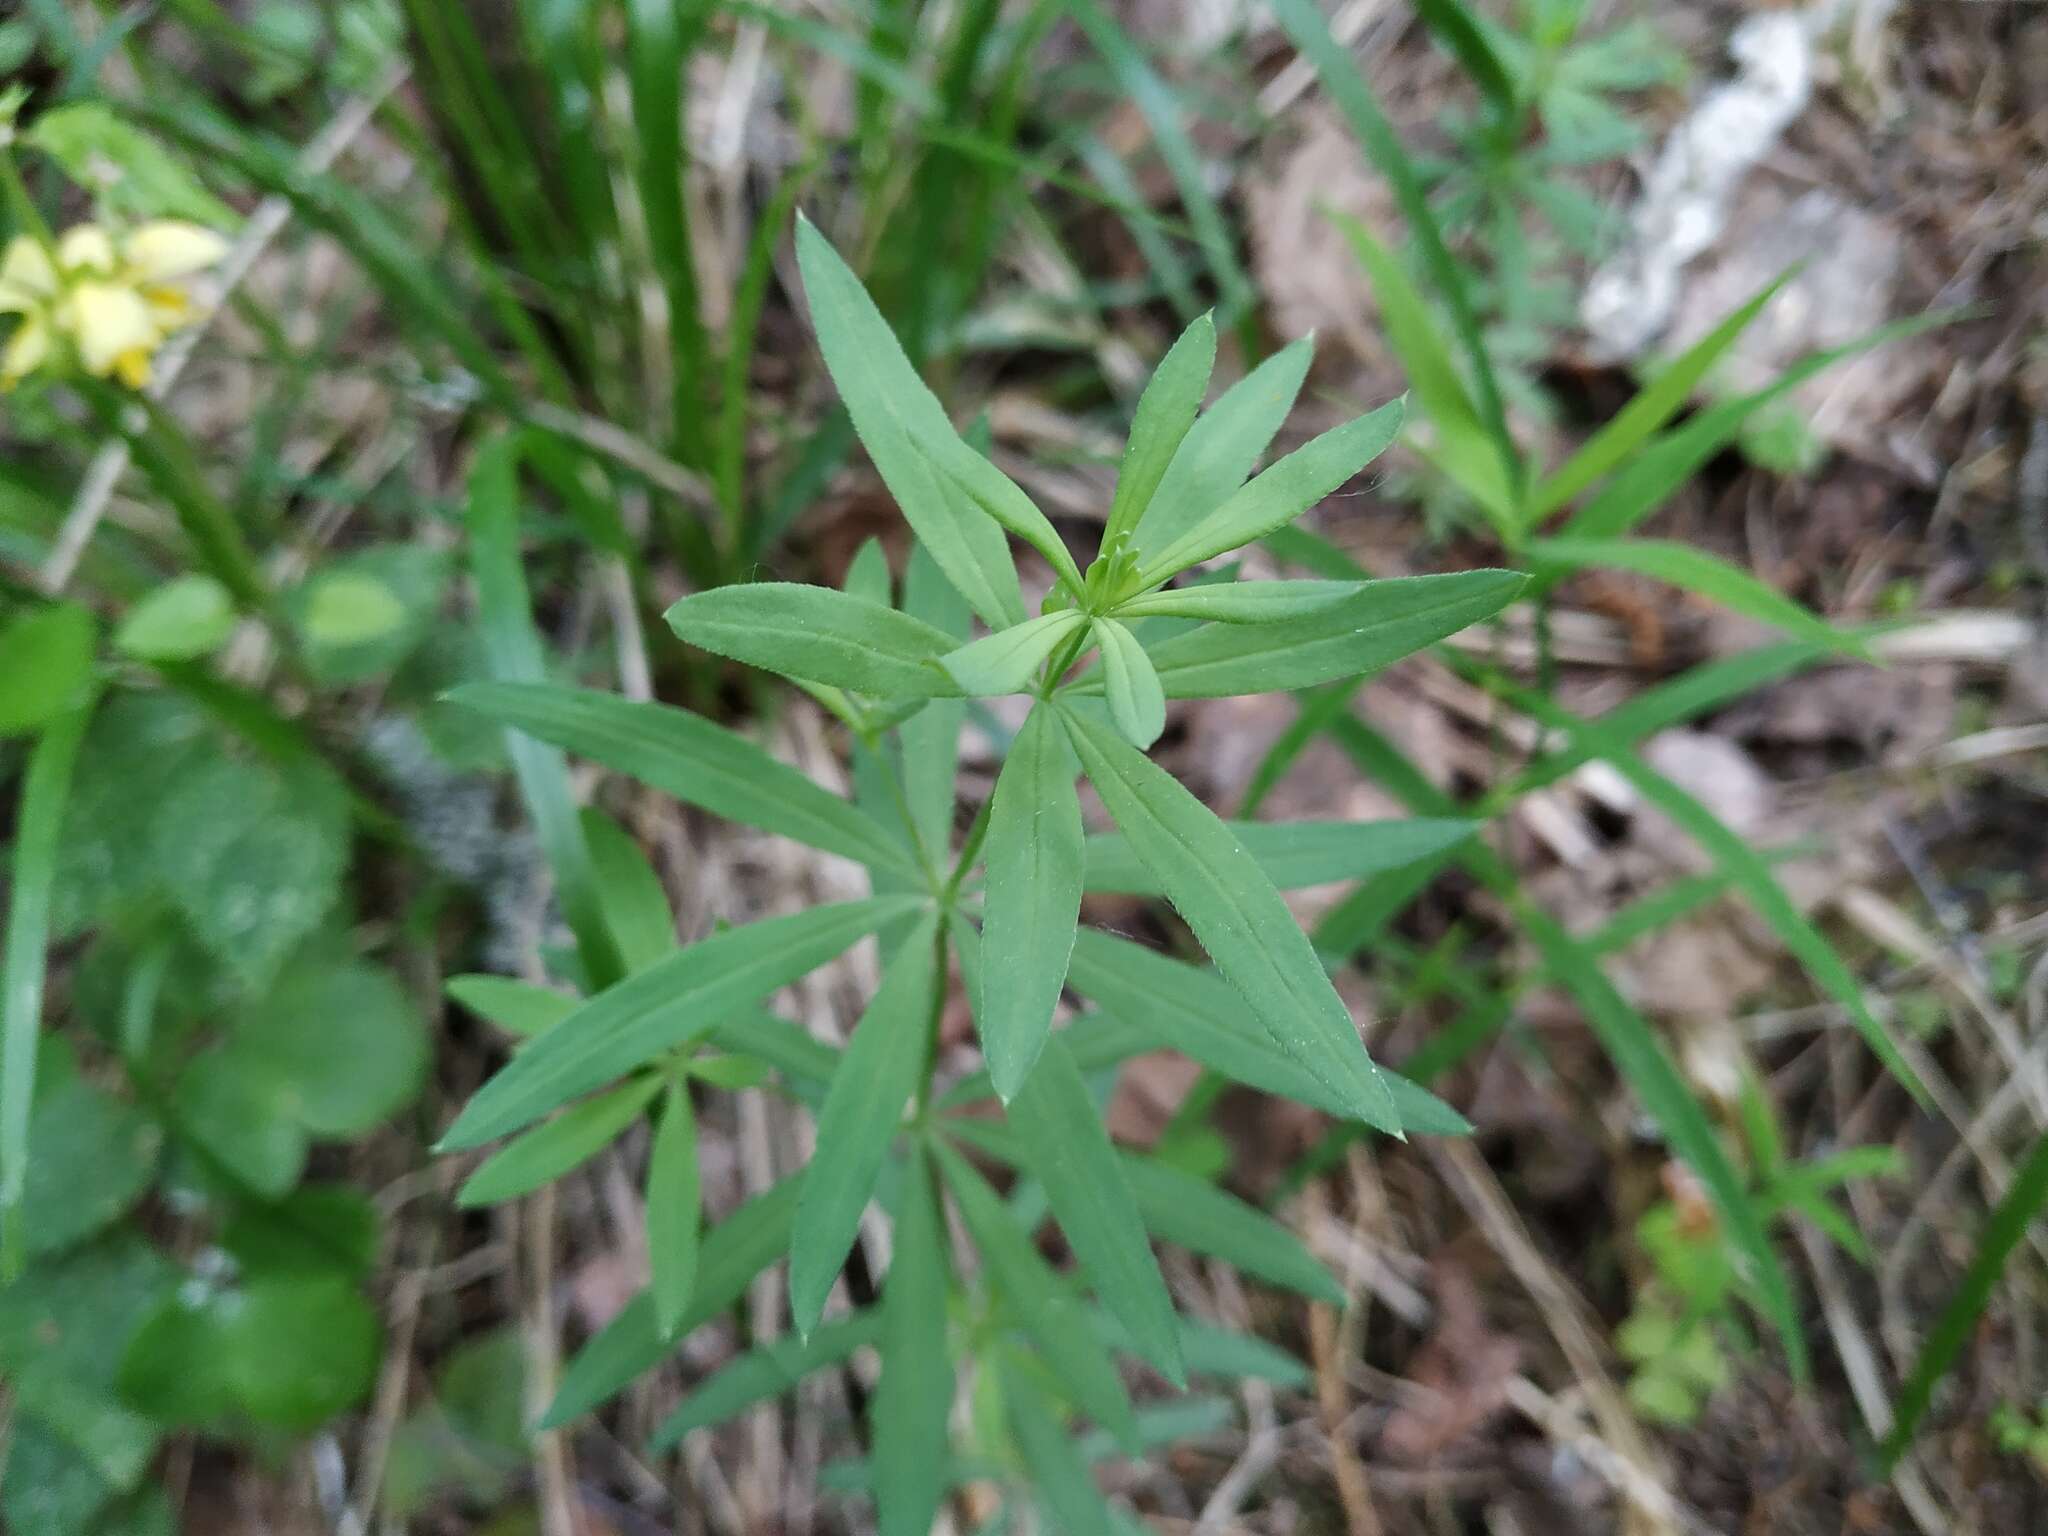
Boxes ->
[1112,579,1359,623]
[790,912,942,1336]
[648,1079,702,1338]
[446,975,576,1038]
[650,1312,881,1448]
[978,706,1085,1100]
[112,575,235,662]
[1118,1154,1341,1303]
[1061,708,1399,1132]
[229,960,427,1139]
[909,431,1085,594]
[1062,933,1469,1136]
[1079,570,1523,698]
[938,610,1085,696]
[1002,1358,1118,1536]
[1527,271,1792,521]
[440,897,919,1149]
[1102,312,1216,549]
[449,683,917,876]
[219,1186,378,1279]
[1084,816,1476,894]
[935,1143,1138,1449]
[457,1077,663,1207]
[582,808,678,973]
[873,1145,953,1536]
[1009,1035,1184,1384]
[0,603,95,738]
[1139,399,1405,583]
[1529,537,1868,656]
[544,1177,801,1426]
[16,1048,160,1262]
[666,584,959,698]
[1,695,92,1269]
[1093,618,1165,749]
[1137,336,1314,554]
[25,104,237,225]
[795,215,1025,629]
[172,1051,307,1198]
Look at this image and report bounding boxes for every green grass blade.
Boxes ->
[450,682,919,877]
[1103,312,1216,549]
[1119,1153,1342,1303]
[979,706,1086,1100]
[0,693,94,1276]
[1009,1035,1185,1385]
[791,912,942,1337]
[1414,0,1517,113]
[456,1077,664,1207]
[874,1143,953,1536]
[468,436,627,992]
[1062,708,1400,1132]
[1093,618,1166,749]
[650,1311,881,1449]
[439,897,919,1149]
[648,1078,702,1338]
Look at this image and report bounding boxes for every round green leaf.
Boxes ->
[0,602,96,738]
[301,570,407,648]
[112,576,236,662]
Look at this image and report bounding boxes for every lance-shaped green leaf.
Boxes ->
[796,214,1025,629]
[648,1079,701,1338]
[449,683,916,876]
[545,1177,800,1427]
[1084,816,1476,894]
[874,1144,953,1536]
[440,897,919,1149]
[1111,579,1359,624]
[666,584,960,698]
[909,430,1084,595]
[1064,931,1469,1136]
[790,911,942,1336]
[446,975,577,1038]
[1103,312,1216,549]
[1008,1035,1184,1385]
[1093,618,1165,749]
[1117,1153,1341,1303]
[935,1143,1138,1448]
[1002,1356,1119,1536]
[1061,708,1399,1133]
[1529,537,1869,657]
[978,706,1085,1100]
[582,808,677,973]
[1139,399,1404,583]
[1077,570,1523,699]
[650,1311,882,1448]
[1137,336,1314,554]
[456,1076,663,1206]
[939,610,1085,696]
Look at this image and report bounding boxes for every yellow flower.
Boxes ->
[0,218,229,390]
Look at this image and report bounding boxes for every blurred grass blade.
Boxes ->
[1063,708,1400,1132]
[648,1078,702,1338]
[979,706,1086,1100]
[1102,313,1216,548]
[874,1144,953,1536]
[439,897,920,1149]
[468,436,628,991]
[1094,618,1166,749]
[1414,0,1517,114]
[456,1077,663,1207]
[1119,1153,1342,1303]
[0,692,95,1276]
[651,1312,881,1449]
[1083,816,1476,894]
[449,682,919,877]
[1527,272,1792,522]
[1530,537,1869,656]
[1009,1035,1185,1385]
[791,912,942,1337]
[546,1178,800,1426]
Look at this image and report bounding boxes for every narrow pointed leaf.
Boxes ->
[1118,1154,1341,1303]
[666,584,960,698]
[446,975,577,1038]
[1103,313,1216,548]
[1003,1359,1119,1536]
[796,215,1025,628]
[457,1077,663,1207]
[582,808,677,973]
[449,683,916,876]
[1009,1036,1184,1384]
[899,542,971,860]
[979,706,1085,1100]
[874,1145,952,1536]
[1093,618,1165,749]
[939,610,1085,696]
[440,897,919,1149]
[1085,816,1476,894]
[790,912,942,1336]
[1137,335,1314,554]
[545,1178,799,1426]
[1112,579,1359,623]
[648,1079,701,1337]
[1061,708,1400,1132]
[934,1143,1138,1448]
[1139,399,1405,583]
[651,1312,881,1448]
[910,431,1085,594]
